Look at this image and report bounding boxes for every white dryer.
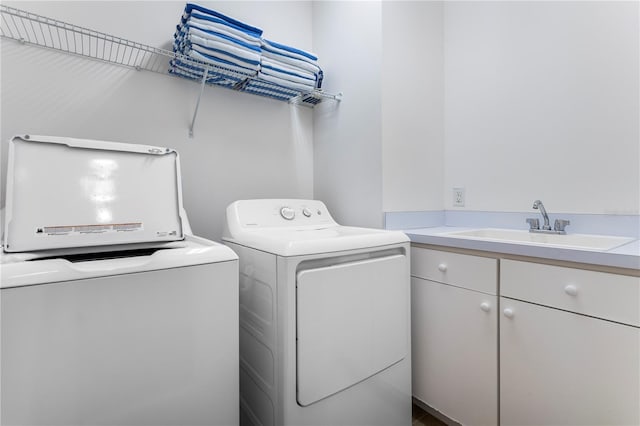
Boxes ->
[1,135,239,426]
[223,199,411,426]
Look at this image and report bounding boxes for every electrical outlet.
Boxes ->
[453,187,465,207]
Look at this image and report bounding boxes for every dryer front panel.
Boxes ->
[295,254,408,406]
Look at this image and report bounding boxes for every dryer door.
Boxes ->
[296,254,408,406]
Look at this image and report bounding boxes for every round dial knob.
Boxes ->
[280,207,295,220]
[302,208,312,217]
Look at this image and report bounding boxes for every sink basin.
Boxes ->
[443,228,634,251]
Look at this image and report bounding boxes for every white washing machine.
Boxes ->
[223,199,411,426]
[1,135,239,426]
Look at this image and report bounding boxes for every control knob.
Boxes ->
[280,207,295,220]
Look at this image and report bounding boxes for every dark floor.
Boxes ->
[412,403,447,426]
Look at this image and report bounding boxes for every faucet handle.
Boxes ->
[526,218,540,230]
[554,219,570,233]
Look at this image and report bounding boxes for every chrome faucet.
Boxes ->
[532,200,551,230]
[527,200,570,234]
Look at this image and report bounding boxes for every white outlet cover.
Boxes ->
[453,187,465,207]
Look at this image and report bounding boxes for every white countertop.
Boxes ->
[405,226,640,270]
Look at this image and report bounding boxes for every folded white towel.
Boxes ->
[186,49,258,74]
[260,59,316,86]
[189,32,261,65]
[188,15,261,46]
[261,49,321,76]
[257,71,315,93]
[261,57,316,81]
[188,26,260,52]
[189,44,260,71]
[261,39,317,64]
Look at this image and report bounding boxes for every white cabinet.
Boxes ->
[411,248,498,425]
[412,247,640,426]
[500,260,640,426]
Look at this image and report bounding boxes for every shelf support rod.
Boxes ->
[189,68,209,138]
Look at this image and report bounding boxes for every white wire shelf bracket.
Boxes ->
[1,5,342,137]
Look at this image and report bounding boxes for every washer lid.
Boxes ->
[3,135,186,252]
[223,199,409,256]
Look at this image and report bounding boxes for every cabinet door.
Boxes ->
[500,298,640,426]
[412,277,498,425]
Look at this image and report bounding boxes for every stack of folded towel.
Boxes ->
[258,39,323,92]
[171,3,263,84]
[170,3,324,100]
[242,40,322,101]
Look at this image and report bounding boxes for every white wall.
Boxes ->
[1,1,315,242]
[318,1,638,221]
[313,1,445,227]
[312,1,384,228]
[443,1,640,215]
[381,1,444,213]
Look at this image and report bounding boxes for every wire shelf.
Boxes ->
[0,4,342,111]
[0,5,172,73]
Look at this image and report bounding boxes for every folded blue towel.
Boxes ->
[182,11,260,41]
[261,57,315,80]
[256,71,315,93]
[188,45,259,71]
[173,27,261,71]
[260,49,321,77]
[260,58,316,86]
[179,47,258,74]
[183,3,263,36]
[188,32,261,65]
[262,38,316,61]
[185,16,261,46]
[187,24,261,53]
[189,42,260,68]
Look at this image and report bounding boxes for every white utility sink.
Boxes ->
[443,228,634,251]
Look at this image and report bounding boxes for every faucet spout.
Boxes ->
[532,200,551,230]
